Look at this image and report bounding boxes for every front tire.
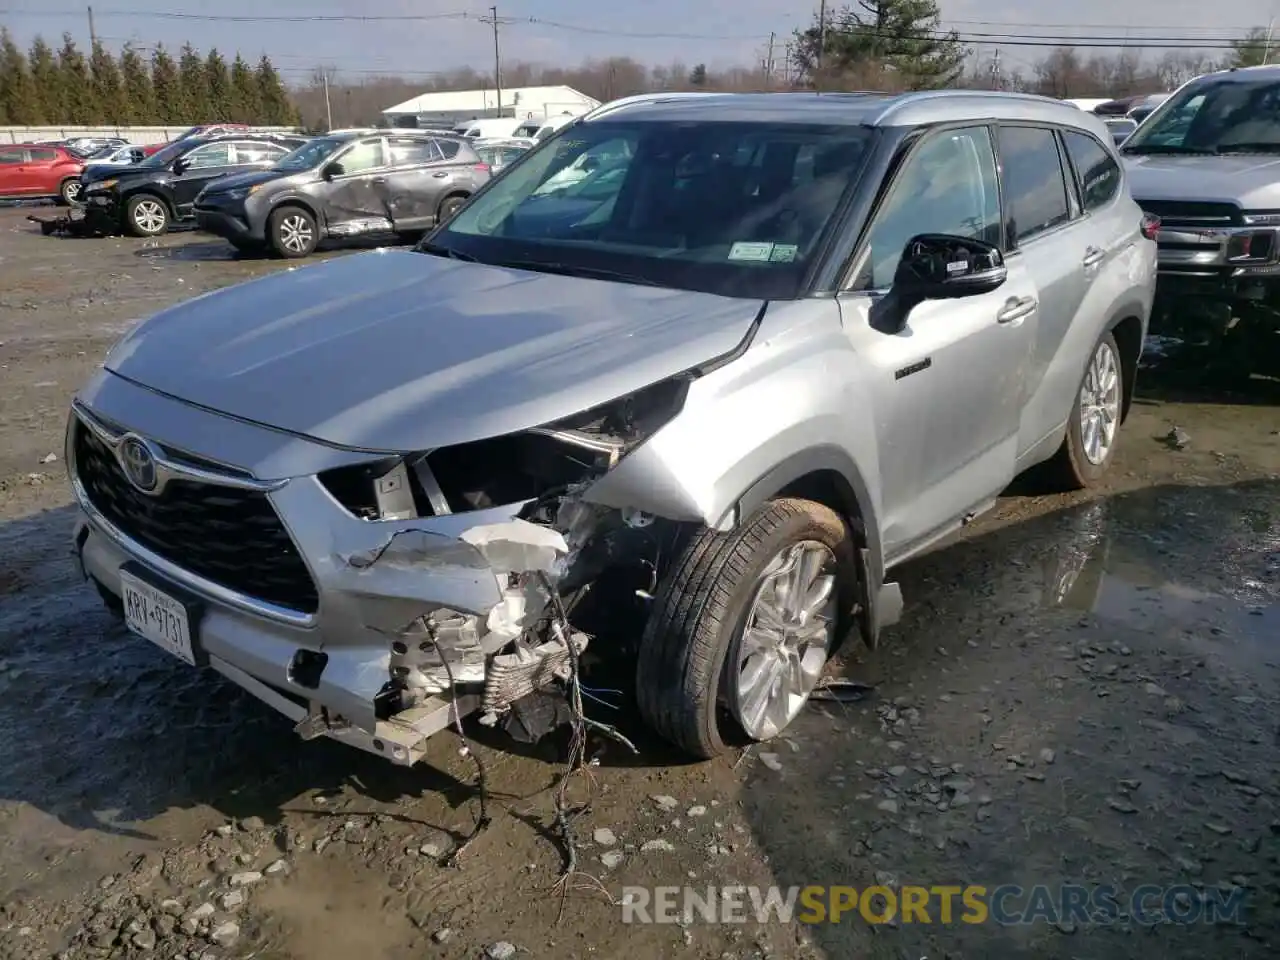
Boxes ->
[269,206,318,259]
[635,498,857,759]
[125,195,169,237]
[58,178,83,206]
[1046,329,1124,489]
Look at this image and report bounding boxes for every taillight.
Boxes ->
[473,163,490,174]
[1140,212,1160,240]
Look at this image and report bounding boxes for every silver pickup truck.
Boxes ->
[1121,65,1280,372]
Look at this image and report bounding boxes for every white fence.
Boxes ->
[0,125,298,146]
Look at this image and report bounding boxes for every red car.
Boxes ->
[0,143,87,204]
[140,124,253,157]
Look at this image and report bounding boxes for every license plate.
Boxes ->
[120,569,195,666]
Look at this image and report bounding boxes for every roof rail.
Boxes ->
[580,91,722,123]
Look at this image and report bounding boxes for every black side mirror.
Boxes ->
[876,234,1007,333]
[322,161,344,179]
[172,156,189,175]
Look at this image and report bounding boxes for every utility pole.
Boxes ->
[989,48,1002,90]
[783,41,792,86]
[816,0,827,91]
[87,6,96,47]
[489,6,503,117]
[1264,17,1275,65]
[765,32,775,88]
[323,70,333,131]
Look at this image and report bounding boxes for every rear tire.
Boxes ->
[268,205,318,259]
[1045,329,1124,489]
[124,194,169,237]
[635,498,857,759]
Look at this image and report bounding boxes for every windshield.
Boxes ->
[429,120,874,299]
[275,136,344,171]
[1124,78,1280,154]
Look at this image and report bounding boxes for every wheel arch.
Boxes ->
[436,190,471,218]
[269,196,321,227]
[1107,311,1144,422]
[727,445,894,649]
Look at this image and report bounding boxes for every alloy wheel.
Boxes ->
[1079,339,1121,465]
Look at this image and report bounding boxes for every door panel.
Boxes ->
[380,137,444,230]
[842,124,1035,558]
[0,148,33,193]
[994,125,1091,456]
[320,139,390,235]
[171,142,240,212]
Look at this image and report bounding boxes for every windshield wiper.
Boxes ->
[1214,142,1280,154]
[491,259,663,286]
[1121,144,1213,155]
[418,241,477,262]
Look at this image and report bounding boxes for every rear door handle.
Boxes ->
[1083,246,1106,268]
[996,295,1037,324]
[371,176,387,184]
[432,172,450,178]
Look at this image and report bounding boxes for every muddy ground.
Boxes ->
[0,205,1277,960]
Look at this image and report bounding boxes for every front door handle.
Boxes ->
[996,295,1037,324]
[1082,246,1106,268]
[432,172,450,178]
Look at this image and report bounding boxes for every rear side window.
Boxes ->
[28,148,57,162]
[997,125,1071,245]
[387,138,442,166]
[1061,131,1121,213]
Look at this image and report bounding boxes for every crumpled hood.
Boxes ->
[104,249,764,452]
[1123,153,1280,209]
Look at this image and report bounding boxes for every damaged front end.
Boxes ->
[295,378,690,762]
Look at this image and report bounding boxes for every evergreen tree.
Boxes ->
[793,0,967,90]
[255,55,293,124]
[149,45,180,123]
[0,28,39,125]
[229,54,260,122]
[177,43,209,120]
[1230,27,1271,68]
[204,48,232,119]
[28,36,63,125]
[57,33,95,124]
[89,40,125,123]
[119,42,155,123]
[688,63,708,87]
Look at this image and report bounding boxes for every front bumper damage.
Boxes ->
[68,378,664,766]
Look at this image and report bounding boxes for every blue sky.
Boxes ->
[2,0,1267,85]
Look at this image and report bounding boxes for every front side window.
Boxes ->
[183,143,232,169]
[1122,79,1280,154]
[855,126,1001,291]
[1062,131,1121,212]
[275,136,344,172]
[0,149,22,164]
[335,140,386,174]
[998,126,1071,245]
[434,120,875,299]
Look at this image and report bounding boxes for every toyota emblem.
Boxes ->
[119,435,159,492]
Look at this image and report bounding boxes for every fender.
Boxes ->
[724,443,900,649]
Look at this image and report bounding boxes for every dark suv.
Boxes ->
[80,133,310,237]
[192,130,492,257]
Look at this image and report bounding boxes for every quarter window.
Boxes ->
[1061,131,1121,212]
[857,126,1001,291]
[434,139,461,160]
[998,126,1071,245]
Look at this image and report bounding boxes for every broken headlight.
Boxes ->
[319,376,692,518]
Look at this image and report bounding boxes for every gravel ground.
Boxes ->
[0,206,1278,960]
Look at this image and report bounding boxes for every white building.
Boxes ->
[382,84,600,129]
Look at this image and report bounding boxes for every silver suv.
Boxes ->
[66,90,1157,763]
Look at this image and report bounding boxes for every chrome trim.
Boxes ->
[1154,224,1280,271]
[68,402,316,628]
[73,400,287,494]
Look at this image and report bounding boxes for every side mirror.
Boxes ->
[875,234,1008,334]
[172,156,189,175]
[322,161,344,179]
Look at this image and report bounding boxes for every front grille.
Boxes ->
[1136,199,1241,228]
[73,419,320,614]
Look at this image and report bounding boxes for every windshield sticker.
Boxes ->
[769,244,798,263]
[729,241,775,261]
